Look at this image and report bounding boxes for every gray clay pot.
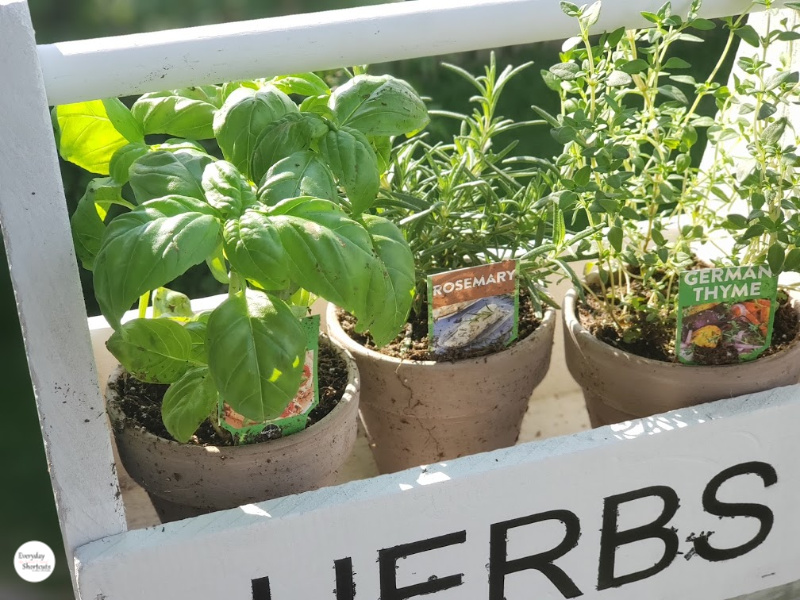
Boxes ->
[327,303,556,474]
[105,339,360,520]
[563,289,800,427]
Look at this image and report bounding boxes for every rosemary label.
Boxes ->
[427,260,520,355]
[676,265,778,365]
[219,315,320,442]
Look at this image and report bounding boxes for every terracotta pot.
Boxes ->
[326,303,556,473]
[563,289,800,427]
[106,338,360,521]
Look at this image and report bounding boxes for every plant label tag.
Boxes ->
[427,259,519,355]
[676,265,778,365]
[219,315,320,442]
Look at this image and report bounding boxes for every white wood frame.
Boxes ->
[1,0,798,597]
[0,0,126,591]
[73,386,800,599]
[39,0,768,105]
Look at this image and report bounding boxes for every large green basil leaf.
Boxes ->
[102,98,144,143]
[268,199,411,344]
[222,210,292,290]
[270,73,330,97]
[360,215,415,345]
[161,367,218,442]
[106,317,195,384]
[94,195,221,328]
[109,143,149,185]
[227,198,406,343]
[318,127,379,214]
[70,178,127,271]
[206,292,305,422]
[330,75,429,136]
[226,198,371,299]
[213,86,297,176]
[257,150,338,205]
[132,88,219,140]
[129,149,213,203]
[202,161,256,218]
[56,100,129,175]
[249,113,314,184]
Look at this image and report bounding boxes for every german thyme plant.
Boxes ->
[535,0,756,344]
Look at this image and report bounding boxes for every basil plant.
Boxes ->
[56,72,428,442]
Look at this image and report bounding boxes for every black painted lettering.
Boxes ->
[252,575,271,600]
[489,509,582,599]
[379,531,467,599]
[597,485,680,590]
[334,557,355,600]
[695,461,778,562]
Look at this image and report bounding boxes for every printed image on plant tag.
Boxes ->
[427,260,519,355]
[219,315,320,441]
[676,265,778,365]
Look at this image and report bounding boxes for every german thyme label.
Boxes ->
[219,315,319,442]
[676,265,778,365]
[427,260,519,355]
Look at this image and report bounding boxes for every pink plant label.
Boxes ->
[676,265,778,365]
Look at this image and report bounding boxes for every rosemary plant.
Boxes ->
[380,53,589,322]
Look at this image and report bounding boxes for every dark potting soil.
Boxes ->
[109,341,349,446]
[338,291,542,362]
[580,286,800,365]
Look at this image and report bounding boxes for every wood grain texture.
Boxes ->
[0,0,126,589]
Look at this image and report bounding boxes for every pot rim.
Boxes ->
[563,288,800,371]
[326,302,556,367]
[105,334,360,455]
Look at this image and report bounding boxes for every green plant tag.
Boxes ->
[218,315,319,442]
[427,260,520,355]
[676,265,778,365]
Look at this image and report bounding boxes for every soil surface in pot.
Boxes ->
[580,284,800,364]
[339,290,541,361]
[109,341,348,446]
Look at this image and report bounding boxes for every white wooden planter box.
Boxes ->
[2,0,800,598]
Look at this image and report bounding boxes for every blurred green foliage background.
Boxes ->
[0,1,733,597]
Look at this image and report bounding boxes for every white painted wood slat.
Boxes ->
[39,0,765,106]
[0,0,126,586]
[73,387,800,599]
